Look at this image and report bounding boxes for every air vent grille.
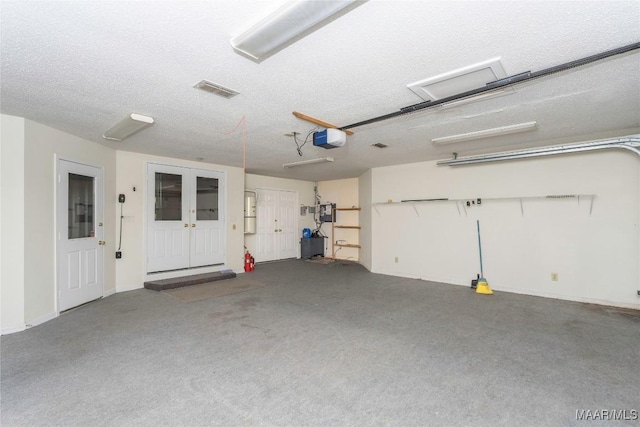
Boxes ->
[194,80,239,99]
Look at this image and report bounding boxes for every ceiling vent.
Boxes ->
[407,58,511,105]
[194,80,239,99]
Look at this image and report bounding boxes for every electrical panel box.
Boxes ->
[320,203,336,222]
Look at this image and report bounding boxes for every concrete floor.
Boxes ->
[2,260,639,426]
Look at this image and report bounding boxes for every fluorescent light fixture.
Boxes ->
[437,136,640,166]
[230,0,363,62]
[431,121,538,145]
[283,157,334,168]
[103,113,154,141]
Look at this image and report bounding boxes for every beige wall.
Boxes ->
[1,115,26,332]
[115,151,245,291]
[318,178,359,261]
[244,174,316,257]
[370,150,640,308]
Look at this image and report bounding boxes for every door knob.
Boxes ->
[184,223,189,227]
[98,240,105,246]
[192,224,196,227]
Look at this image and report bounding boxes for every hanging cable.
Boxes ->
[292,127,318,156]
[225,115,248,171]
[312,182,327,236]
[117,202,123,251]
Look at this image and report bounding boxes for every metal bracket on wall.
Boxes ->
[372,194,596,217]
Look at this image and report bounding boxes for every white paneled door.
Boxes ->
[254,189,297,262]
[147,164,225,273]
[56,159,104,312]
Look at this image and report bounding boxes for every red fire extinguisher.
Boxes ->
[244,251,253,272]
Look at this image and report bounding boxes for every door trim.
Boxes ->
[55,156,105,313]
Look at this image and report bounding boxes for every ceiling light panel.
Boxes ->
[408,58,509,102]
[283,157,334,168]
[194,80,239,99]
[230,0,363,62]
[103,113,154,142]
[431,121,538,145]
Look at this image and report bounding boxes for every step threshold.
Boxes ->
[144,270,236,291]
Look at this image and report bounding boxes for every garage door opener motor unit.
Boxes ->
[313,129,346,149]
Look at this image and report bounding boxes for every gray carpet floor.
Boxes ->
[1,260,638,426]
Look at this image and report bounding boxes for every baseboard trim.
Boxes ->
[116,284,144,293]
[492,285,640,310]
[1,324,26,335]
[26,311,58,329]
[104,288,117,297]
[371,268,639,310]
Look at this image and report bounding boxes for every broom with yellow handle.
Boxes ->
[476,220,494,295]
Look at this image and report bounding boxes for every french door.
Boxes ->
[254,189,297,262]
[147,164,225,273]
[56,159,104,311]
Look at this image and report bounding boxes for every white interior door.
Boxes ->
[254,189,297,262]
[147,164,226,272]
[147,164,190,272]
[255,189,278,262]
[191,169,225,267]
[277,190,297,259]
[57,159,104,312]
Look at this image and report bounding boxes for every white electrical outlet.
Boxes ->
[551,272,558,281]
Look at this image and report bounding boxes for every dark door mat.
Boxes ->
[144,270,237,291]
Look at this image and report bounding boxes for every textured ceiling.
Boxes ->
[1,1,639,181]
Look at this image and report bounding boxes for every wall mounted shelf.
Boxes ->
[331,207,361,258]
[372,194,596,217]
